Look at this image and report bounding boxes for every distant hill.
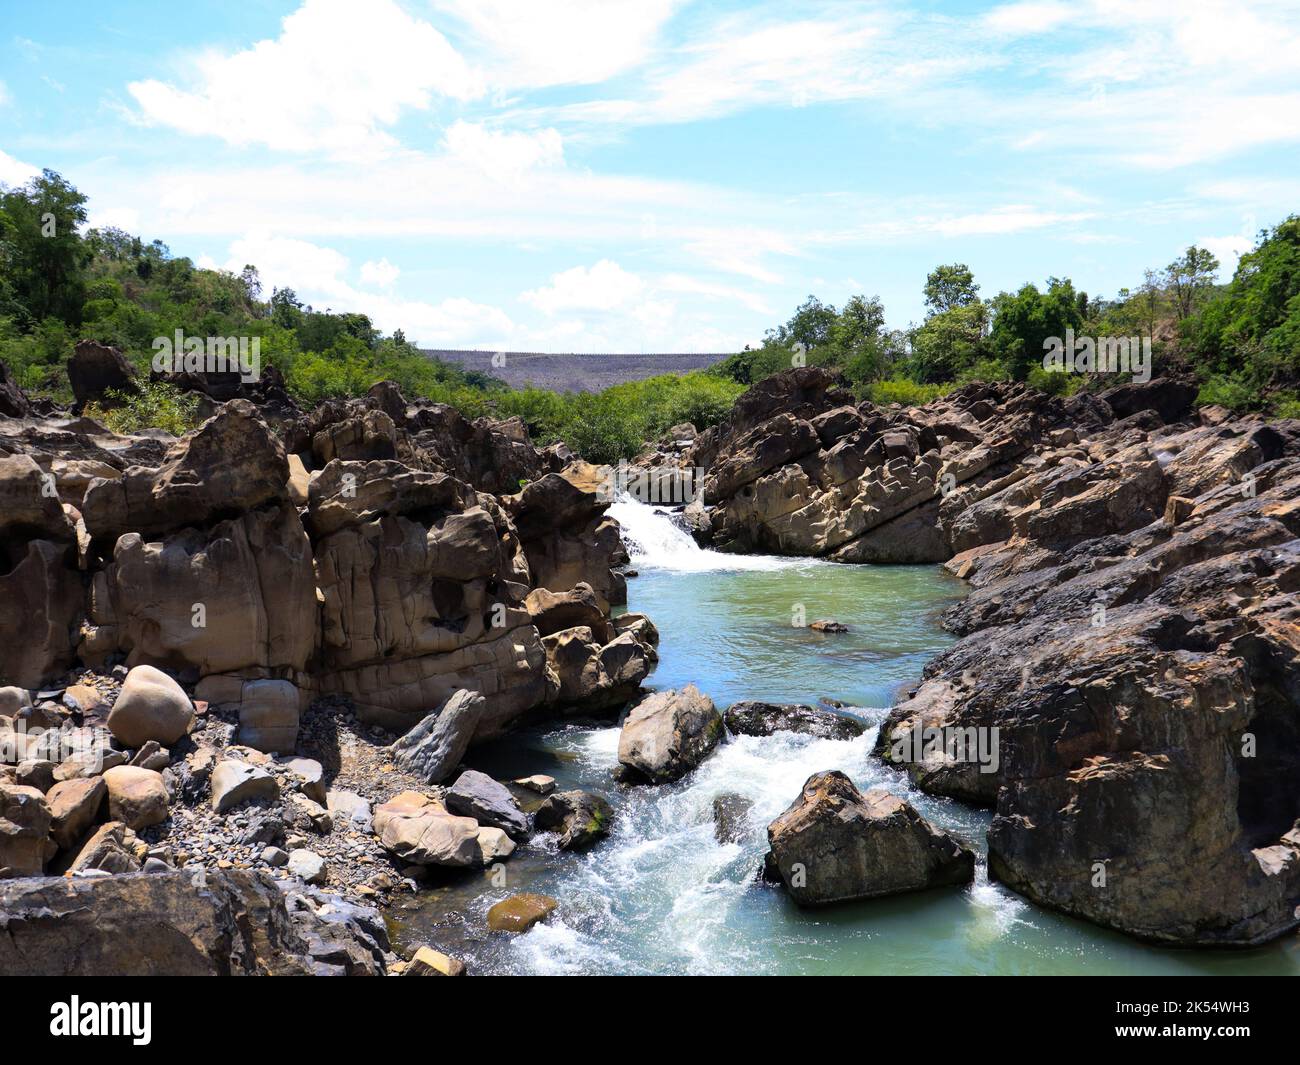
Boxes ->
[424,348,735,393]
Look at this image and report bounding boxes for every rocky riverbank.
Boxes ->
[670,366,1300,946]
[0,350,659,974]
[4,348,1298,970]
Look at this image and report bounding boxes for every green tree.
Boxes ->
[0,169,91,325]
[923,263,980,315]
[1165,245,1220,321]
[988,278,1085,380]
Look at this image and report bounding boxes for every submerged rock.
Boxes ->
[764,771,974,906]
[487,893,558,933]
[712,792,753,844]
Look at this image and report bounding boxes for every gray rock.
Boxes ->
[764,772,975,906]
[386,690,485,784]
[712,792,753,844]
[288,849,327,885]
[445,770,530,840]
[210,759,279,813]
[261,846,289,867]
[325,789,372,832]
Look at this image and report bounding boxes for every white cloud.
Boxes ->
[127,0,482,153]
[440,121,563,176]
[521,260,645,314]
[0,149,39,187]
[360,257,400,288]
[982,2,1074,36]
[432,0,680,89]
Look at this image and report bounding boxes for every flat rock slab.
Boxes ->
[487,893,557,933]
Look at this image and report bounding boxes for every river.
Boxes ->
[386,499,1300,975]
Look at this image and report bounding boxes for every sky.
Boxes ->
[1,0,1298,353]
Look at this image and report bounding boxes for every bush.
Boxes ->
[1196,374,1257,411]
[862,377,953,406]
[84,382,203,435]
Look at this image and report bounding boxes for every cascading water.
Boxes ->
[388,496,1300,975]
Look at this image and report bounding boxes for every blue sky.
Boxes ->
[2,0,1298,352]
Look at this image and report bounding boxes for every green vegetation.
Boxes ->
[0,169,742,461]
[709,230,1299,416]
[84,381,203,436]
[2,168,1297,465]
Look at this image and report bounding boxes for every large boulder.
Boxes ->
[372,791,480,868]
[616,684,723,784]
[237,679,300,754]
[444,770,530,840]
[81,400,288,541]
[106,665,194,748]
[46,776,106,851]
[102,765,170,830]
[764,772,975,905]
[0,869,387,975]
[0,358,28,417]
[67,339,138,410]
[386,690,484,784]
[210,759,279,813]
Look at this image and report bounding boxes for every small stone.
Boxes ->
[282,757,327,804]
[512,774,557,795]
[809,619,849,633]
[288,848,326,884]
[405,946,466,976]
[261,846,289,867]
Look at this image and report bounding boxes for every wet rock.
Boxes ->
[809,619,849,633]
[513,774,556,795]
[486,893,557,933]
[534,789,613,851]
[725,701,866,740]
[616,684,723,784]
[106,665,194,748]
[712,793,753,844]
[765,772,975,906]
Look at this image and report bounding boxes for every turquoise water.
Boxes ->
[386,503,1300,975]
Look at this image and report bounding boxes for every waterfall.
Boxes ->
[607,494,810,573]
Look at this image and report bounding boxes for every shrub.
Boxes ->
[84,381,203,435]
[862,377,953,406]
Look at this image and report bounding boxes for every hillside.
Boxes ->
[425,349,733,392]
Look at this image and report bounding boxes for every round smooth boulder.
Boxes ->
[106,666,194,748]
[102,766,170,830]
